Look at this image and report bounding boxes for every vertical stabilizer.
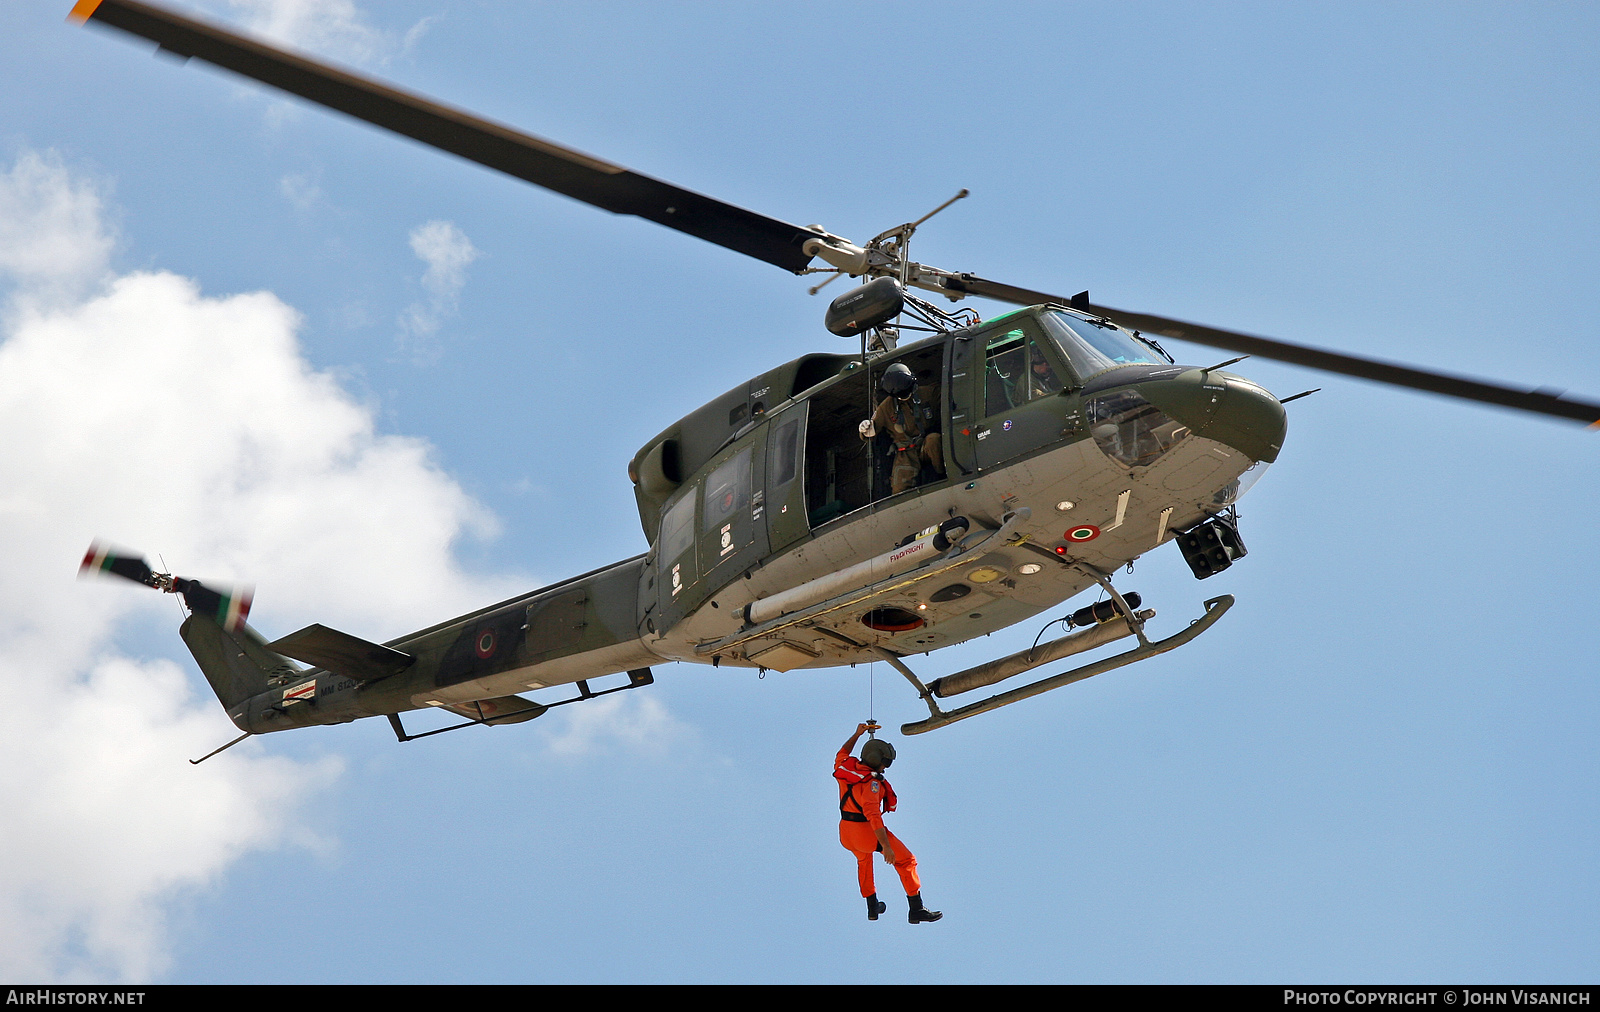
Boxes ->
[181,614,300,719]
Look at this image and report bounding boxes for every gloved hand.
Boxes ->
[858,419,876,439]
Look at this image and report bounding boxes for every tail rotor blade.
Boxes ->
[80,542,254,630]
[175,578,254,632]
[79,541,157,586]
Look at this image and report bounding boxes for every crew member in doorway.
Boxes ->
[836,722,943,923]
[858,363,945,495]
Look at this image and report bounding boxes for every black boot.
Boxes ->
[907,893,943,923]
[866,893,887,920]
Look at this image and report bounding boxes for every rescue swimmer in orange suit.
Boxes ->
[836,723,943,923]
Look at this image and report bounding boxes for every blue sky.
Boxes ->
[2,0,1598,983]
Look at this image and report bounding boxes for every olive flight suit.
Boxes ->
[865,391,945,495]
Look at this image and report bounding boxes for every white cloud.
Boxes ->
[0,651,335,981]
[221,0,428,67]
[0,151,113,306]
[182,1,436,128]
[0,152,520,981]
[411,219,480,302]
[398,219,480,363]
[278,171,322,213]
[540,693,692,761]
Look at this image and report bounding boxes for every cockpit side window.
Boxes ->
[984,328,1063,418]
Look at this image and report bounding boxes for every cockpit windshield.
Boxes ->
[1042,311,1166,381]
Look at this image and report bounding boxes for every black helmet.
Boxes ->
[879,363,916,400]
[860,738,896,769]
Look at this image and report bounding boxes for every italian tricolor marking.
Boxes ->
[214,587,253,633]
[81,543,112,574]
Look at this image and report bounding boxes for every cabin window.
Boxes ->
[703,448,751,532]
[770,417,801,487]
[659,492,695,562]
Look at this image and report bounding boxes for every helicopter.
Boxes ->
[70,0,1600,763]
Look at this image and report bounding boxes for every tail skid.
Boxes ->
[180,613,303,761]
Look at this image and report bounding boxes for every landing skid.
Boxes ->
[886,588,1235,735]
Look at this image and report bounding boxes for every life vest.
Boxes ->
[835,756,897,822]
[889,398,924,454]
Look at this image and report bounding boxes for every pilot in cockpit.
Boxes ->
[1017,343,1065,403]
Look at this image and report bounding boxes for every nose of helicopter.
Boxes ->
[1197,371,1287,464]
[1135,369,1288,464]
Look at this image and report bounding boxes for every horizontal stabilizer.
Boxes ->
[267,623,414,682]
[441,695,547,725]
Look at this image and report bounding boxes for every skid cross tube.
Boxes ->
[900,595,1234,735]
[869,646,938,706]
[1076,564,1153,648]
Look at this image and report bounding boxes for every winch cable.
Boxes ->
[868,660,876,736]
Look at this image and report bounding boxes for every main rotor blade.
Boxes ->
[71,0,818,273]
[943,274,1600,426]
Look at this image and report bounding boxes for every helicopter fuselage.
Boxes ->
[201,305,1285,736]
[66,0,1595,744]
[630,305,1285,676]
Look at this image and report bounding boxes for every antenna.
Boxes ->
[867,189,971,287]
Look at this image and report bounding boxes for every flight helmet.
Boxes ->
[861,737,896,770]
[879,363,916,400]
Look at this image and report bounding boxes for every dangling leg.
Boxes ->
[890,450,919,495]
[882,829,921,896]
[841,822,887,919]
[883,830,942,923]
[856,848,877,898]
[921,433,945,481]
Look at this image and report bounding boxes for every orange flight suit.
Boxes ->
[836,748,921,898]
